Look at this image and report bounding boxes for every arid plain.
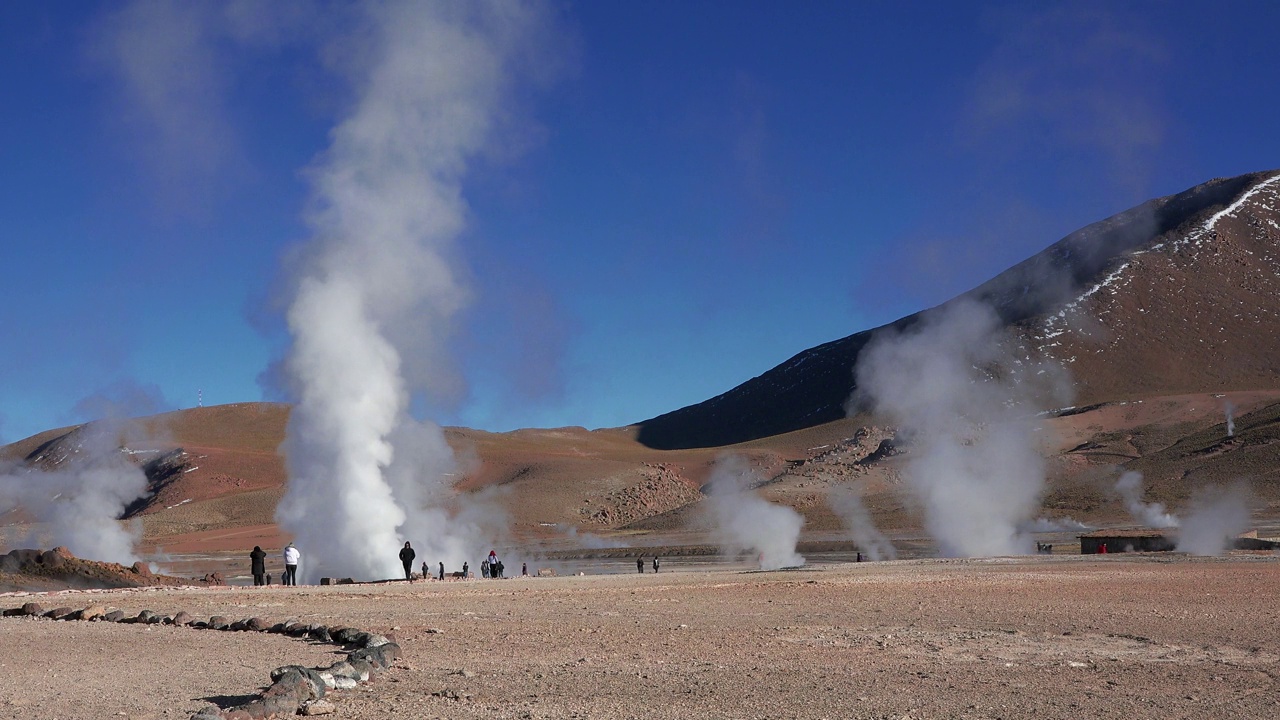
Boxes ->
[4,555,1279,720]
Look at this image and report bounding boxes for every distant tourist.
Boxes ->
[652,556,660,573]
[522,562,528,576]
[637,556,645,573]
[283,542,300,586]
[481,559,490,578]
[496,560,505,578]
[250,546,267,586]
[422,561,428,579]
[400,541,416,581]
[439,561,445,581]
[462,561,469,578]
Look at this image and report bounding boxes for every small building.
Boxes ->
[1079,528,1174,554]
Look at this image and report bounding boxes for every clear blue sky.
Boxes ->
[1,1,1277,443]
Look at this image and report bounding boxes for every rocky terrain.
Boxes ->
[3,554,1278,719]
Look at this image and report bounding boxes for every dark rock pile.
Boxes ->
[0,546,221,591]
[0,599,400,718]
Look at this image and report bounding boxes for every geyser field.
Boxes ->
[5,555,1279,720]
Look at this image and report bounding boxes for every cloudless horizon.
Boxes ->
[2,1,1278,444]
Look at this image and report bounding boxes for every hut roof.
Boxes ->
[1079,528,1171,539]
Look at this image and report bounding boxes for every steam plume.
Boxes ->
[1223,399,1236,438]
[702,455,804,570]
[1175,483,1251,556]
[0,421,146,564]
[276,2,553,581]
[826,484,896,560]
[1114,471,1178,528]
[853,299,1070,557]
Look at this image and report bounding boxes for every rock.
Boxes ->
[246,617,270,632]
[361,633,390,648]
[21,602,44,616]
[171,611,194,626]
[208,616,230,630]
[425,627,442,634]
[377,642,402,664]
[103,610,126,622]
[39,549,68,570]
[45,607,75,620]
[228,619,249,631]
[332,627,363,645]
[345,658,372,682]
[308,626,333,643]
[130,561,152,576]
[1,608,24,617]
[134,610,158,624]
[202,572,225,586]
[80,605,107,621]
[301,699,336,716]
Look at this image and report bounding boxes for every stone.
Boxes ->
[246,617,270,632]
[131,561,152,576]
[228,620,249,631]
[171,611,194,626]
[346,658,373,681]
[21,602,44,616]
[103,610,126,622]
[79,605,107,621]
[377,642,402,664]
[308,626,333,643]
[45,607,75,620]
[1,608,23,617]
[202,572,225,586]
[301,700,336,716]
[208,616,230,630]
[39,549,67,570]
[135,610,158,624]
[332,627,363,645]
[361,633,390,648]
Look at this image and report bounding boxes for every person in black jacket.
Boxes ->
[399,541,416,581]
[250,546,267,586]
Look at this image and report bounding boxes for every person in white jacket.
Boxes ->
[282,542,300,586]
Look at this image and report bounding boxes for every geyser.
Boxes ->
[853,298,1071,557]
[275,2,554,581]
[702,454,805,570]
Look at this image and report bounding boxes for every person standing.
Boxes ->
[283,542,300,586]
[652,556,660,573]
[462,561,469,578]
[522,562,528,576]
[250,546,267,586]
[438,561,445,581]
[637,556,644,574]
[399,541,416,581]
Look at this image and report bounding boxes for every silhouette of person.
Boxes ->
[399,541,416,580]
[652,556,660,573]
[462,561,469,578]
[439,561,445,581]
[250,546,267,586]
[637,556,644,573]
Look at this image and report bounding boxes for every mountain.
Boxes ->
[636,170,1280,450]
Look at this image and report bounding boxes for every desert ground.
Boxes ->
[3,553,1279,720]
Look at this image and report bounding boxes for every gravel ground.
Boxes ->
[2,554,1278,720]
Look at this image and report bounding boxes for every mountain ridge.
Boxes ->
[635,169,1280,450]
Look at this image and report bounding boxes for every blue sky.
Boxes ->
[1,1,1278,443]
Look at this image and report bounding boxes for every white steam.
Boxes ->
[1175,484,1251,556]
[276,2,553,582]
[854,299,1070,557]
[1224,399,1236,437]
[826,484,896,560]
[702,455,805,570]
[1114,471,1178,528]
[1019,516,1091,533]
[0,423,146,564]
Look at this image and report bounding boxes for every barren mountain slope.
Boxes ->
[637,170,1280,450]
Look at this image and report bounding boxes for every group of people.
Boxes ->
[252,540,544,586]
[249,542,300,586]
[637,556,660,573]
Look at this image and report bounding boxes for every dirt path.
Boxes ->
[2,555,1278,719]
